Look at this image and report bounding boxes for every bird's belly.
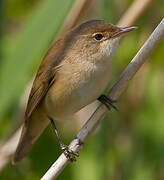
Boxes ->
[74,71,110,108]
[44,63,112,120]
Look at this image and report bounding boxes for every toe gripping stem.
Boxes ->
[49,117,79,162]
[98,94,118,111]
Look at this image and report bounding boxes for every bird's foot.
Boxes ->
[98,94,118,111]
[61,144,79,162]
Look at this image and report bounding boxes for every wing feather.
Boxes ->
[25,38,63,120]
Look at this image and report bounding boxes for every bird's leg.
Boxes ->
[98,94,118,111]
[49,117,79,162]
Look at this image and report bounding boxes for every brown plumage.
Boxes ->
[13,20,136,164]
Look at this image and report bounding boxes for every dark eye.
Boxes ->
[93,33,104,41]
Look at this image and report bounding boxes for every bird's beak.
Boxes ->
[112,26,137,38]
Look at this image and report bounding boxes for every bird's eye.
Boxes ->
[93,33,104,41]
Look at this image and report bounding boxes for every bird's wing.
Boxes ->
[25,38,64,120]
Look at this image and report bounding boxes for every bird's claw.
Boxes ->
[98,95,118,111]
[61,144,79,162]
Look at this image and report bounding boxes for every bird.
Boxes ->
[13,19,136,164]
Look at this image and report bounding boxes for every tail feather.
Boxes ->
[12,108,49,164]
[12,125,34,164]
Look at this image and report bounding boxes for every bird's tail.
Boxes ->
[12,108,49,164]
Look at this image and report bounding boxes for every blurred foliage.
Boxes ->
[0,0,164,179]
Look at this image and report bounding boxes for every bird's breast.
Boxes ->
[44,58,112,120]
